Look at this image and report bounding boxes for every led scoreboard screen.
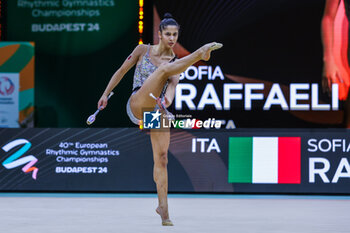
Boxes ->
[5,0,350,129]
[154,0,348,128]
[6,0,139,127]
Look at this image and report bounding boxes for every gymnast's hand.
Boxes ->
[322,59,343,95]
[98,95,108,110]
[156,96,170,109]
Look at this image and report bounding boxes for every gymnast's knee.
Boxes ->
[155,152,168,167]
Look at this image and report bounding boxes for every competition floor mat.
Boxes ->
[0,193,349,233]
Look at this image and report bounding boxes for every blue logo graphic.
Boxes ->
[143,110,161,129]
[2,139,39,179]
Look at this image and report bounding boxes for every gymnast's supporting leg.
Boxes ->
[130,42,222,119]
[150,128,173,226]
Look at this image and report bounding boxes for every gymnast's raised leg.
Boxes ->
[129,42,222,119]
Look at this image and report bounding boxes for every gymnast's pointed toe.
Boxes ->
[210,42,223,50]
[162,219,174,226]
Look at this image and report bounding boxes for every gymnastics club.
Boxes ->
[149,93,175,121]
[86,92,114,125]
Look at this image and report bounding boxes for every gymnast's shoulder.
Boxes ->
[132,43,148,55]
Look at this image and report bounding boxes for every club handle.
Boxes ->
[98,91,114,111]
[149,92,166,108]
[93,109,100,116]
[87,91,115,125]
[149,93,174,120]
[149,93,156,100]
[107,92,114,99]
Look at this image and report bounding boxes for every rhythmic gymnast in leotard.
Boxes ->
[322,0,350,127]
[97,13,222,226]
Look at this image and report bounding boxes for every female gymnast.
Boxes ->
[322,0,350,127]
[97,13,222,226]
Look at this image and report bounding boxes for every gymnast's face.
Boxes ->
[159,25,179,49]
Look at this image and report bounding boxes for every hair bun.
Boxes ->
[163,13,173,19]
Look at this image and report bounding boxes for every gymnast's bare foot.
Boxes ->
[156,206,173,226]
[200,42,223,61]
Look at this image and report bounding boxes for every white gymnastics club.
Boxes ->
[149,93,175,121]
[86,92,114,125]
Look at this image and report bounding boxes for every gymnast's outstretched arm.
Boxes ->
[98,44,147,109]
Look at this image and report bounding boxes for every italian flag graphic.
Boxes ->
[228,137,301,184]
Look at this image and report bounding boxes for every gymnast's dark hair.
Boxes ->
[159,13,180,32]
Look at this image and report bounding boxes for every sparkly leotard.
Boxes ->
[126,44,173,125]
[132,45,158,90]
[132,44,169,95]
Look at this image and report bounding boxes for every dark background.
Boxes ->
[3,0,344,128]
[154,0,338,128]
[4,0,153,127]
